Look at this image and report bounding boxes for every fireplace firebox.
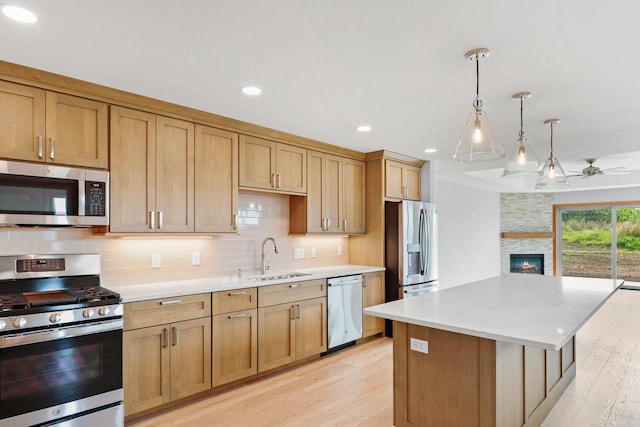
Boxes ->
[510,254,544,275]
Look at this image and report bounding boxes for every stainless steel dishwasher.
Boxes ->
[327,274,363,350]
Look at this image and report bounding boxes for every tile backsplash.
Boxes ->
[0,193,349,288]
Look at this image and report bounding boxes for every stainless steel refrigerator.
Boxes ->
[385,201,438,335]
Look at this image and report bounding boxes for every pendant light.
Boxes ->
[535,119,569,189]
[453,47,504,162]
[502,92,541,177]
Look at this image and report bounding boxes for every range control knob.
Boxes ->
[13,317,27,328]
[82,309,95,319]
[0,319,6,330]
[49,313,62,323]
[98,306,110,316]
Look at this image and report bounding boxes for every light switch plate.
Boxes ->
[152,253,161,268]
[337,246,343,256]
[192,251,200,266]
[410,337,429,354]
[311,247,317,258]
[293,248,304,259]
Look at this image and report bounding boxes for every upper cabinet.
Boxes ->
[0,81,108,169]
[385,159,421,201]
[290,151,365,235]
[110,107,195,233]
[239,135,307,194]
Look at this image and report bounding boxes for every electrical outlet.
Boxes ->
[311,247,317,258]
[337,246,343,256]
[293,248,304,259]
[192,251,200,266]
[151,253,161,268]
[410,337,429,354]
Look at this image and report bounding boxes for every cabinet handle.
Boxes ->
[158,211,163,230]
[290,305,296,320]
[296,304,301,319]
[343,219,347,231]
[327,218,331,230]
[233,214,238,229]
[161,299,181,306]
[271,173,276,188]
[171,326,177,346]
[228,291,246,296]
[162,327,168,348]
[38,136,43,159]
[277,174,281,189]
[289,284,301,288]
[49,138,55,159]
[149,211,155,229]
[228,313,246,319]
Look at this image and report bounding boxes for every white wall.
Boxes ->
[433,178,501,288]
[553,187,640,205]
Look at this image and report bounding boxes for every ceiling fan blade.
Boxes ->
[566,173,585,178]
[601,167,630,175]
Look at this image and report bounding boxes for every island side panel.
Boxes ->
[496,341,524,427]
[393,322,497,427]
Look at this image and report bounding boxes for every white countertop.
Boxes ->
[112,265,384,303]
[364,274,622,351]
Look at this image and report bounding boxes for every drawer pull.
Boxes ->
[160,299,181,306]
[228,291,246,296]
[289,284,301,288]
[228,313,246,319]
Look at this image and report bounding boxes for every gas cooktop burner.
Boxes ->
[0,293,28,311]
[0,287,120,312]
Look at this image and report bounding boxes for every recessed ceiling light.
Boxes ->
[424,148,438,154]
[2,5,38,23]
[241,86,262,96]
[356,125,371,132]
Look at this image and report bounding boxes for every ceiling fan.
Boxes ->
[568,159,629,178]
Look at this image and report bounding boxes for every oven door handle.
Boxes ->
[0,319,123,349]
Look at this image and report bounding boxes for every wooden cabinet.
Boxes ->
[257,279,327,372]
[362,271,385,338]
[212,287,258,386]
[194,125,238,232]
[0,81,108,168]
[110,106,195,233]
[123,294,212,416]
[239,134,306,194]
[289,153,365,235]
[385,159,421,200]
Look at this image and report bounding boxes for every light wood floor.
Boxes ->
[128,289,640,427]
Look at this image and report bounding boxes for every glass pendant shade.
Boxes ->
[503,136,541,177]
[453,107,504,162]
[535,118,569,189]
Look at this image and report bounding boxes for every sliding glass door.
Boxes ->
[558,205,640,286]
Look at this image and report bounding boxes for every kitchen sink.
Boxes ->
[246,272,311,282]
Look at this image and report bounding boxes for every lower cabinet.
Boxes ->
[123,295,212,417]
[362,271,385,338]
[257,280,327,372]
[212,287,258,386]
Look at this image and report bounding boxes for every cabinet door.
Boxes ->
[109,106,156,232]
[123,325,170,416]
[0,81,45,162]
[45,92,108,169]
[195,125,238,232]
[324,154,343,232]
[306,150,325,233]
[404,164,422,201]
[385,160,405,199]
[170,317,212,400]
[362,272,385,338]
[295,297,327,359]
[212,309,257,386]
[239,135,276,190]
[275,143,307,194]
[258,303,295,372]
[343,158,366,234]
[155,116,194,232]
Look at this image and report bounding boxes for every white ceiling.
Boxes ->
[3,0,640,193]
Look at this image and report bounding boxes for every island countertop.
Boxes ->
[364,274,622,351]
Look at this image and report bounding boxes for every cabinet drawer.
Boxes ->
[258,279,327,307]
[124,293,211,330]
[212,287,257,315]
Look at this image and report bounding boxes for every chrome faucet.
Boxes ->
[261,237,279,275]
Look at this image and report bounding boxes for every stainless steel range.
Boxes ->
[0,254,123,427]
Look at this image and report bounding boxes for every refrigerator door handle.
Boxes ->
[419,208,427,275]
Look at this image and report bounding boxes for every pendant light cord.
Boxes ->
[519,98,524,138]
[473,54,482,110]
[549,122,554,156]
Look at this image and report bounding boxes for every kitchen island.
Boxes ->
[364,274,622,427]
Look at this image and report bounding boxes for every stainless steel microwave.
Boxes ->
[0,161,108,227]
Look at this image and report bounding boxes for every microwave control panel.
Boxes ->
[85,181,106,216]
